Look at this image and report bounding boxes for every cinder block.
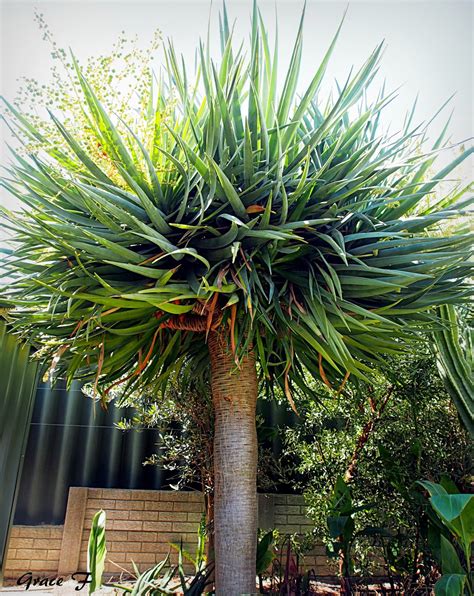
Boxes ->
[286,495,305,505]
[130,490,159,501]
[153,532,181,543]
[144,501,161,511]
[109,541,142,553]
[105,553,128,569]
[88,498,116,510]
[173,501,204,512]
[122,500,145,511]
[47,550,60,561]
[275,505,301,515]
[158,492,181,502]
[257,494,275,530]
[107,489,132,500]
[132,531,157,542]
[172,522,198,533]
[141,542,171,553]
[129,510,158,521]
[141,542,158,553]
[50,527,64,539]
[144,521,173,532]
[4,559,31,572]
[33,538,62,550]
[58,487,88,575]
[108,509,130,521]
[107,530,129,541]
[184,492,203,502]
[127,553,156,564]
[312,544,327,556]
[158,512,187,522]
[287,515,311,525]
[87,489,102,498]
[9,538,34,549]
[17,527,51,538]
[14,549,36,559]
[112,520,143,531]
[183,533,200,543]
[29,560,58,571]
[159,542,179,554]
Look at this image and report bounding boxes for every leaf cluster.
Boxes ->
[1,2,472,405]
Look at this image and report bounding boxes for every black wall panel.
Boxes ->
[14,380,295,526]
[14,381,168,525]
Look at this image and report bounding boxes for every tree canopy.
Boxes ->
[1,3,472,408]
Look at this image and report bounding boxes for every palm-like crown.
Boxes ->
[1,3,472,407]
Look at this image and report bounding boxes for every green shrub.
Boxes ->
[282,345,472,578]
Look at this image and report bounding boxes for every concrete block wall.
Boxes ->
[3,526,64,578]
[3,488,335,581]
[79,489,204,575]
[258,494,336,576]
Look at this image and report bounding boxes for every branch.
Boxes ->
[344,386,394,483]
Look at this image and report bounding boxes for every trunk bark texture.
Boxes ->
[208,331,258,596]
[204,491,215,576]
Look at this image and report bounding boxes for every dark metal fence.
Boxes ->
[14,380,169,525]
[13,379,295,526]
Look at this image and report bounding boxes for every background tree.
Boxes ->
[1,3,472,594]
[283,345,472,587]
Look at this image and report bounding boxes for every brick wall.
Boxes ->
[259,494,336,576]
[79,489,204,575]
[3,526,63,578]
[3,488,335,581]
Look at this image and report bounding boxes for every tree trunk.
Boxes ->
[208,331,258,596]
[204,491,215,576]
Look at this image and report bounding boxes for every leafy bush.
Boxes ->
[418,481,474,595]
[282,345,472,579]
[115,379,293,496]
[117,380,214,495]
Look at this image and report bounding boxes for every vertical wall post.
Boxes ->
[58,487,88,575]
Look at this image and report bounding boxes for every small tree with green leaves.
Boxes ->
[1,4,472,594]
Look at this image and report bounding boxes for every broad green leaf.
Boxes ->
[440,535,464,575]
[431,494,474,552]
[434,574,466,596]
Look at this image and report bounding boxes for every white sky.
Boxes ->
[0,0,473,214]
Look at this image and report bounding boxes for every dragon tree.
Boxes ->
[1,3,472,594]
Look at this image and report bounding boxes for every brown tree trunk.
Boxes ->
[204,491,215,574]
[208,331,258,596]
[344,386,393,483]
